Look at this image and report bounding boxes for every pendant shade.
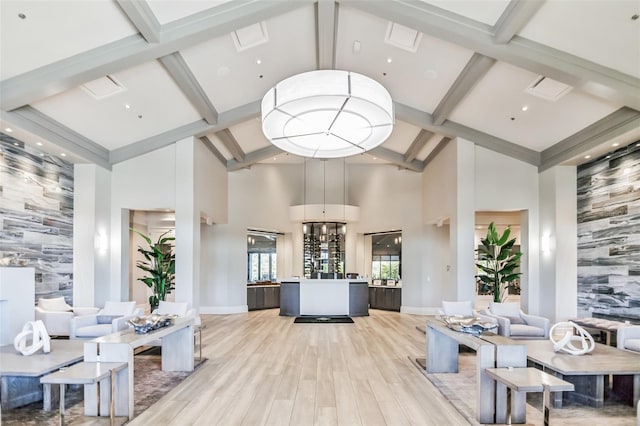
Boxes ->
[261,70,394,158]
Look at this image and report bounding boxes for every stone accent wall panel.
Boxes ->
[577,142,640,322]
[0,133,74,303]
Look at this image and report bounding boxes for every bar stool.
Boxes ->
[40,361,127,426]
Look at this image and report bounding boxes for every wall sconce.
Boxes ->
[95,232,108,254]
[541,233,551,254]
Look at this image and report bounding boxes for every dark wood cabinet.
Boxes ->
[368,286,401,312]
[247,286,280,310]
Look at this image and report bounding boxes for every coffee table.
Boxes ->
[0,339,84,410]
[524,340,640,408]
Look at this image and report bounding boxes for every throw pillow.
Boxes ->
[39,297,72,312]
[490,302,520,318]
[96,315,121,324]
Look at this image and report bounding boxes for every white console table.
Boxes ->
[83,316,194,419]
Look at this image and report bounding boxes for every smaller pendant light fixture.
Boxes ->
[261,70,394,158]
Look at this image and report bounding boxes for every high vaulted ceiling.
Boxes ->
[1,0,639,172]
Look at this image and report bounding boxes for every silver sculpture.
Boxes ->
[442,315,498,336]
[128,314,176,334]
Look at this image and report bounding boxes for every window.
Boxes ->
[247,232,278,282]
[370,232,402,280]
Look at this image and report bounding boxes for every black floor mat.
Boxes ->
[294,316,354,323]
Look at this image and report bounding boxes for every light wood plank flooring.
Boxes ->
[129,309,469,426]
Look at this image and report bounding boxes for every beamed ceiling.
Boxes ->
[1,0,639,172]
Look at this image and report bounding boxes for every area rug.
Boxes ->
[411,352,637,426]
[2,350,206,425]
[294,316,354,323]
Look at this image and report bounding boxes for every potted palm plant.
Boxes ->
[131,229,175,312]
[476,222,522,303]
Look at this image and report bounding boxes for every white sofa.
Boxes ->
[617,325,640,353]
[69,301,143,339]
[481,302,550,339]
[34,297,99,337]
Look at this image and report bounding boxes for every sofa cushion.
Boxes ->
[102,301,136,316]
[157,301,188,316]
[624,338,640,352]
[74,324,112,338]
[39,297,72,312]
[510,324,545,337]
[442,301,473,317]
[490,302,520,318]
[505,316,526,325]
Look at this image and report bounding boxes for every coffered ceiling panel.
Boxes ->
[336,6,475,114]
[180,6,317,113]
[0,1,137,79]
[423,0,510,26]
[448,62,622,151]
[519,0,640,78]
[31,61,202,150]
[147,0,231,25]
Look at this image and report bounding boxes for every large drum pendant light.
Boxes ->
[261,70,394,158]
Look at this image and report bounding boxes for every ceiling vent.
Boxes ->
[525,76,572,101]
[81,75,126,100]
[384,22,422,53]
[231,22,269,52]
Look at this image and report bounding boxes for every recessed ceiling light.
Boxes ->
[5,127,13,133]
[124,104,131,109]
[37,142,43,146]
[256,59,262,65]
[521,105,529,112]
[612,143,619,147]
[584,155,591,159]
[386,58,392,63]
[60,153,67,157]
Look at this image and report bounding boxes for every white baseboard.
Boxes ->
[400,306,440,315]
[199,305,248,315]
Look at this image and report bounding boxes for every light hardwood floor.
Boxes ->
[129,309,470,426]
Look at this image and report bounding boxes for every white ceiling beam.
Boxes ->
[404,129,434,162]
[158,52,218,125]
[540,107,640,172]
[199,136,228,166]
[368,146,425,172]
[316,0,338,70]
[492,0,545,44]
[431,53,495,126]
[227,145,284,171]
[3,107,111,169]
[116,0,161,43]
[0,0,315,111]
[423,137,451,167]
[341,0,640,110]
[394,102,541,166]
[216,129,245,162]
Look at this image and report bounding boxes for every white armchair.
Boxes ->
[34,297,99,337]
[481,302,550,339]
[70,301,143,339]
[617,325,640,353]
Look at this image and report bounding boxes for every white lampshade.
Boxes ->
[261,70,394,158]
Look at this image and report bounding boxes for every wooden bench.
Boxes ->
[485,367,574,425]
[40,361,127,426]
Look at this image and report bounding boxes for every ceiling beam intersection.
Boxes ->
[116,0,161,43]
[404,129,434,162]
[368,146,425,172]
[216,129,246,162]
[227,145,284,171]
[423,137,451,167]
[492,0,545,44]
[431,53,495,126]
[199,136,228,166]
[158,52,219,125]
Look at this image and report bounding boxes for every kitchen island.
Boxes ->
[280,279,369,317]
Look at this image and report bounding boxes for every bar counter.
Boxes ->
[280,279,369,317]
